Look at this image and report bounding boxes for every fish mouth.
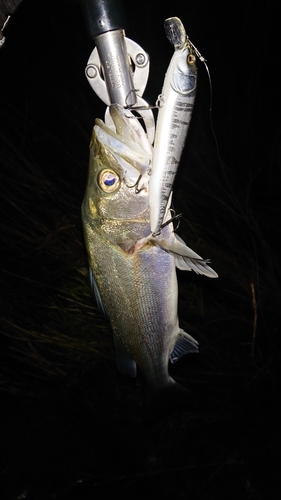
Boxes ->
[94,104,153,176]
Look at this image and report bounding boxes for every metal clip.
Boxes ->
[85,36,155,144]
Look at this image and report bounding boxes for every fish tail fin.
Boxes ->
[143,378,193,424]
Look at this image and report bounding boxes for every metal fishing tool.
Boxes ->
[81,0,155,144]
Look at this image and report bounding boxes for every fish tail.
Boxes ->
[143,378,193,424]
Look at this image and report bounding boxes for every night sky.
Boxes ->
[1,1,280,499]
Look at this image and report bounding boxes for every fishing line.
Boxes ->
[193,40,263,350]
[189,38,245,217]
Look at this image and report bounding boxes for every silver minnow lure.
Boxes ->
[149,17,197,235]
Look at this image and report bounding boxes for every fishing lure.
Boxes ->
[149,17,197,235]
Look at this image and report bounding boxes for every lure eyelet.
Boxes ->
[98,169,120,193]
[187,54,196,65]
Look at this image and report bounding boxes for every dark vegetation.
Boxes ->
[1,0,280,498]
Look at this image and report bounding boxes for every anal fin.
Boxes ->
[170,329,199,364]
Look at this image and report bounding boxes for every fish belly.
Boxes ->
[86,229,179,388]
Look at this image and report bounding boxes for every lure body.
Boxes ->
[149,17,197,235]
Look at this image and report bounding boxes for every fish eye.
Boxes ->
[98,169,120,193]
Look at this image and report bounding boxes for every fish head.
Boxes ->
[82,104,153,246]
[85,104,153,220]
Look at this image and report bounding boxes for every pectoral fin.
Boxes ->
[89,267,108,317]
[113,335,137,377]
[170,329,199,364]
[174,255,218,278]
[152,233,218,278]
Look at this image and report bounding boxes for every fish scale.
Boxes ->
[88,229,177,387]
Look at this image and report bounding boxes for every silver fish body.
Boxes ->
[149,17,197,235]
[82,104,217,391]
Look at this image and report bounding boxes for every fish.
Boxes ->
[149,17,198,235]
[81,103,218,394]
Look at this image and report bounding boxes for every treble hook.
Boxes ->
[125,174,145,193]
[159,212,182,232]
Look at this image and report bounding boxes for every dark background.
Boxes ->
[1,1,280,499]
